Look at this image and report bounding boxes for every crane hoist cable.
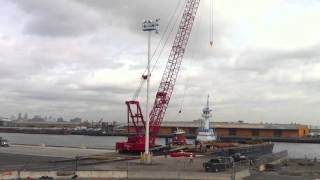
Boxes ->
[141,0,185,76]
[150,1,186,73]
[150,0,185,74]
[132,0,186,99]
[176,0,202,115]
[210,0,214,47]
[178,76,189,114]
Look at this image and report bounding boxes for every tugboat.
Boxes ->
[0,137,9,147]
[193,96,274,156]
[196,95,217,142]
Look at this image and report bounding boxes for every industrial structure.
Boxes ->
[116,0,201,153]
[0,119,310,139]
[157,121,310,138]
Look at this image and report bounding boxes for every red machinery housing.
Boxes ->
[116,0,201,152]
[172,129,187,146]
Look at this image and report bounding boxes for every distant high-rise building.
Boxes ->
[70,117,82,123]
[23,113,28,120]
[57,117,64,122]
[17,113,22,120]
[30,115,45,122]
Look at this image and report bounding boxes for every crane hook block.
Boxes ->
[142,74,149,80]
[210,41,213,47]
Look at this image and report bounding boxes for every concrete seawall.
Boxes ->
[0,169,251,180]
[0,170,128,180]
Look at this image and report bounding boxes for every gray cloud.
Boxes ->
[231,44,320,73]
[14,0,100,37]
[0,0,319,125]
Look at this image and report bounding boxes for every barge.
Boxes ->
[210,142,274,158]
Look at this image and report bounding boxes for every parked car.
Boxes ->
[38,176,54,179]
[232,153,247,162]
[0,137,9,147]
[203,157,234,172]
[169,150,195,158]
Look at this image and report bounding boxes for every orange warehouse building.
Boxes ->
[153,120,309,138]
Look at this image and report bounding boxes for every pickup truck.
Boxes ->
[203,157,233,172]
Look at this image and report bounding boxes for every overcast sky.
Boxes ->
[0,0,319,125]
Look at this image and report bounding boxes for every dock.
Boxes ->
[0,145,251,180]
[0,143,287,180]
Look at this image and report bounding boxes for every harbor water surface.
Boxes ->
[1,132,319,159]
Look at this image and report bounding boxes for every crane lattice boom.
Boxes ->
[149,0,200,143]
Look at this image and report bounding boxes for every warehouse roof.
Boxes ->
[159,120,308,130]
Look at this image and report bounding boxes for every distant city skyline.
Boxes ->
[0,1,319,125]
[6,112,85,123]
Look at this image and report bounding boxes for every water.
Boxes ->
[1,132,320,159]
[0,132,167,149]
[273,142,320,159]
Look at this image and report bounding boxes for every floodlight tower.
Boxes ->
[142,19,159,161]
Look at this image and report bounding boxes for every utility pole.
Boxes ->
[142,19,159,163]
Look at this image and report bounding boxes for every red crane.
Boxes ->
[116,0,201,152]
